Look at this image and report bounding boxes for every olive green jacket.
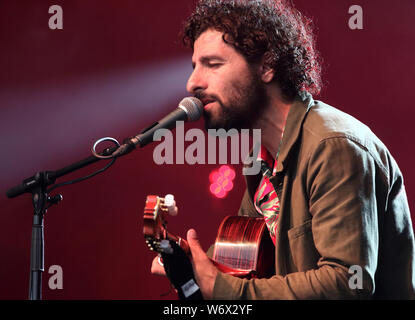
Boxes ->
[212,94,415,299]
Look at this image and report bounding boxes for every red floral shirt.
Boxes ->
[253,146,280,245]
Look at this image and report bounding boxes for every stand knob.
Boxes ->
[47,194,63,205]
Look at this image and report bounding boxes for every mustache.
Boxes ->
[194,91,221,104]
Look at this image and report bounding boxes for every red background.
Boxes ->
[0,0,414,299]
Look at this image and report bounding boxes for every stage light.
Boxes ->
[209,165,236,198]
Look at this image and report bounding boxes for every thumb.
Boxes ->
[187,228,205,257]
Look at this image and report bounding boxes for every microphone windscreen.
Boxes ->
[179,97,203,122]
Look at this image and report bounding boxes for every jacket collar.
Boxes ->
[274,92,314,174]
[243,92,314,198]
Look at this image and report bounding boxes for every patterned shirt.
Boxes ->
[253,146,280,245]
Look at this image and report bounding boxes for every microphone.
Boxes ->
[112,97,203,157]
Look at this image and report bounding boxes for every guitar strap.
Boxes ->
[159,239,204,300]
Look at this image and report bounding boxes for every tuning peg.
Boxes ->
[164,194,178,216]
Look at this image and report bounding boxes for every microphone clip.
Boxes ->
[110,137,137,158]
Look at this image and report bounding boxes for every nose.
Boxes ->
[186,67,206,94]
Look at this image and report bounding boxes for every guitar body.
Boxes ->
[143,195,275,280]
[213,216,275,278]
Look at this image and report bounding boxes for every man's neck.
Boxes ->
[255,88,292,160]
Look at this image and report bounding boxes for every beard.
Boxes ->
[195,72,269,132]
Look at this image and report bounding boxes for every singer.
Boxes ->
[151,0,415,299]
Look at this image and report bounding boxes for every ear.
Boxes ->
[261,65,275,83]
[260,52,275,83]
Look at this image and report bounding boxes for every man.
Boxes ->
[152,0,415,299]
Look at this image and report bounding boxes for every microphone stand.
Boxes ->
[6,99,202,300]
[28,173,47,301]
[6,145,119,300]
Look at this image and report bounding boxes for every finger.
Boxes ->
[150,256,166,276]
[186,229,206,260]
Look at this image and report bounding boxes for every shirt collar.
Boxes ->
[257,145,278,177]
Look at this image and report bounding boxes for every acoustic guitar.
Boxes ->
[143,194,275,279]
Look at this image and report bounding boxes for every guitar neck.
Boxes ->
[143,195,275,280]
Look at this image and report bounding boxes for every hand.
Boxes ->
[187,228,218,299]
[150,255,166,276]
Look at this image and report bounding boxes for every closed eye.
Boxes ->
[191,55,226,70]
[207,63,222,69]
[201,56,225,69]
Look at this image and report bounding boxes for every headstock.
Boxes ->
[143,194,180,253]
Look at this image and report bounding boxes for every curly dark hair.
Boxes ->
[182,0,322,101]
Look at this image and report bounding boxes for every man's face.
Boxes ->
[186,29,268,131]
